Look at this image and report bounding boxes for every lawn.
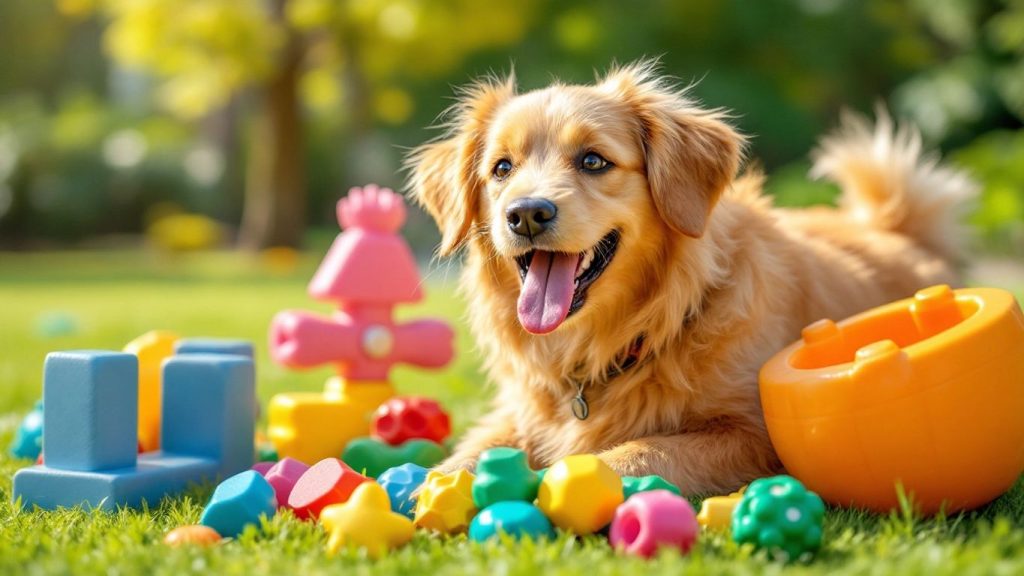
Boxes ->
[1,249,1023,575]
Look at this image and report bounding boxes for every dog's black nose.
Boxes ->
[506,197,558,238]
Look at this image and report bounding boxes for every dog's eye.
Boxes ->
[493,159,513,180]
[580,152,609,172]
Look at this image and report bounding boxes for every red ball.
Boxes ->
[371,397,451,445]
[286,458,370,520]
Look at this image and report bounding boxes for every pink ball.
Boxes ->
[609,489,699,558]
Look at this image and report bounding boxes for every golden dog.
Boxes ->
[407,61,975,495]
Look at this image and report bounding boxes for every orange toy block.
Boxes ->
[319,482,414,558]
[413,469,477,534]
[760,285,1024,514]
[267,380,394,465]
[123,330,179,452]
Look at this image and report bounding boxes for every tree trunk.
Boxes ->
[239,3,305,250]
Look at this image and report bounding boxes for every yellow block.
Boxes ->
[696,495,743,530]
[124,330,179,452]
[320,482,414,558]
[268,379,394,464]
[413,469,477,534]
[537,454,623,535]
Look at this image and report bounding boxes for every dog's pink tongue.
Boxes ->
[517,251,577,334]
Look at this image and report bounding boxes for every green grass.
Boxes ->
[2,250,1024,575]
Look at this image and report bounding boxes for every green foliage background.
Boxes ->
[0,0,1021,253]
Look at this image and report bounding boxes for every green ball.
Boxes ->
[732,475,825,561]
[472,447,540,508]
[621,474,681,499]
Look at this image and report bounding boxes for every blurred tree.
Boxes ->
[85,0,536,248]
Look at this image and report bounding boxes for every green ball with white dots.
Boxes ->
[731,475,825,561]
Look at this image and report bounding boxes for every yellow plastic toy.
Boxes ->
[537,454,623,534]
[123,330,179,452]
[413,469,477,534]
[696,492,743,530]
[760,285,1024,514]
[267,380,394,464]
[319,482,414,558]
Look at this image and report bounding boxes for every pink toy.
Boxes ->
[609,490,699,558]
[269,185,454,381]
[265,457,309,508]
[251,462,275,476]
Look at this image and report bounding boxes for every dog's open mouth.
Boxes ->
[514,230,620,334]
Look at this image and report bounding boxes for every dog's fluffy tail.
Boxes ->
[810,109,978,262]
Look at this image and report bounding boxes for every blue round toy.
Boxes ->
[376,463,428,518]
[10,400,44,460]
[469,501,555,542]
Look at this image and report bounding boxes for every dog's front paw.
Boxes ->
[596,448,645,479]
[431,453,479,476]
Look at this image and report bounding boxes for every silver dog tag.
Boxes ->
[571,393,589,420]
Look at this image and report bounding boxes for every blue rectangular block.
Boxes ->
[12,452,218,511]
[162,354,255,478]
[43,351,138,472]
[174,338,254,358]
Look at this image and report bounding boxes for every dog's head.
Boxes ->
[409,62,743,335]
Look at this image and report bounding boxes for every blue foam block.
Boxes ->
[175,338,254,358]
[162,354,255,477]
[10,400,44,460]
[377,463,428,517]
[12,452,218,511]
[200,470,276,537]
[43,351,138,472]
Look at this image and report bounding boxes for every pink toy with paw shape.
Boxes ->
[269,185,454,381]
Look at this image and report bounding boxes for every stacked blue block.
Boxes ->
[43,351,138,471]
[175,338,254,358]
[162,354,255,478]
[12,351,255,511]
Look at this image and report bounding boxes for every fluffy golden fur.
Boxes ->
[407,61,976,495]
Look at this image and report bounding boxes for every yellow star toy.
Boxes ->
[413,469,477,534]
[319,482,414,559]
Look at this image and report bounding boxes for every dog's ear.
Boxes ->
[408,75,516,255]
[602,62,744,238]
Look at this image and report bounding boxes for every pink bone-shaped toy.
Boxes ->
[269,185,455,381]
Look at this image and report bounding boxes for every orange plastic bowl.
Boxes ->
[759,285,1024,514]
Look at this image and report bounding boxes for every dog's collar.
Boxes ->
[569,334,647,421]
